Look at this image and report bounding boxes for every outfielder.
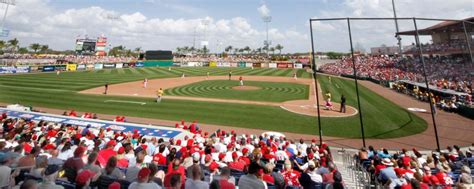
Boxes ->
[143,78,148,88]
[156,88,164,103]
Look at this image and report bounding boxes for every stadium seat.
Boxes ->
[97,175,118,189]
[267,182,276,189]
[230,169,245,186]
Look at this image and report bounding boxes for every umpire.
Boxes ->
[340,94,346,113]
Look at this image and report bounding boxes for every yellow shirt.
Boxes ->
[157,90,164,97]
[325,93,331,99]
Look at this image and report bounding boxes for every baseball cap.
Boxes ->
[192,152,200,162]
[76,170,95,185]
[44,164,60,176]
[108,182,121,189]
[138,167,151,180]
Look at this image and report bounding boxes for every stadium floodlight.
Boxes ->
[392,0,402,54]
[0,0,14,38]
[262,16,272,57]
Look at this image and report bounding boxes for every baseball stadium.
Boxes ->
[0,1,473,189]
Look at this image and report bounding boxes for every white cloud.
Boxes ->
[1,0,306,53]
[257,4,271,18]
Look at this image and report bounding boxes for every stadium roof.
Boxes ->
[397,17,474,35]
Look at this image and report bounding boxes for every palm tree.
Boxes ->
[176,47,182,54]
[0,40,5,50]
[275,44,283,55]
[225,46,233,54]
[256,48,262,55]
[134,47,142,53]
[18,47,28,54]
[29,43,41,53]
[40,45,49,53]
[233,48,239,55]
[269,47,276,55]
[8,38,19,52]
[243,46,251,54]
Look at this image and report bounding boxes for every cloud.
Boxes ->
[2,0,306,53]
[257,4,271,18]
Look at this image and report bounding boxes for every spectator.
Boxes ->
[128,167,161,189]
[185,165,209,189]
[62,146,86,182]
[238,162,266,189]
[19,179,38,189]
[101,156,125,179]
[378,158,397,184]
[75,170,95,189]
[30,156,48,178]
[169,174,182,189]
[38,164,63,189]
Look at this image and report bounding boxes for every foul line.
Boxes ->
[104,100,146,105]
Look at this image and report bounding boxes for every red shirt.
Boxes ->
[152,153,167,165]
[163,172,184,189]
[238,156,251,166]
[228,161,245,171]
[282,169,301,187]
[117,158,129,168]
[422,175,440,185]
[219,179,236,189]
[263,174,274,184]
[435,172,453,188]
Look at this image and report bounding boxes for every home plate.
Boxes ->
[133,94,138,96]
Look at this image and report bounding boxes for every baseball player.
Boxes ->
[104,83,109,95]
[143,78,148,88]
[206,72,210,79]
[239,76,244,86]
[228,71,232,80]
[156,88,164,103]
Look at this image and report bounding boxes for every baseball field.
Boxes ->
[0,67,427,138]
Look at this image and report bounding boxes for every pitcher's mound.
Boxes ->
[232,86,261,91]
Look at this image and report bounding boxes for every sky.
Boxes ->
[0,0,472,53]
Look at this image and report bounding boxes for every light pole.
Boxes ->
[0,0,15,37]
[392,0,402,54]
[262,16,272,57]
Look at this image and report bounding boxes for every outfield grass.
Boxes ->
[0,67,427,138]
[165,80,309,102]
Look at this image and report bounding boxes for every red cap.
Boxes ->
[308,153,314,160]
[395,168,405,176]
[242,148,249,155]
[74,146,86,157]
[205,154,212,162]
[107,140,117,147]
[117,147,125,154]
[76,170,95,185]
[44,144,56,150]
[176,139,182,146]
[227,143,233,149]
[138,167,151,180]
[106,127,111,131]
[218,153,226,160]
[311,139,316,143]
[108,182,121,189]
[209,161,219,171]
[187,139,194,147]
[232,152,238,159]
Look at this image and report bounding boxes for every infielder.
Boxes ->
[156,88,164,103]
[143,78,148,88]
[239,76,244,86]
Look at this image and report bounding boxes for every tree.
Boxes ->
[233,48,239,55]
[0,40,5,50]
[238,48,244,55]
[202,46,209,55]
[134,47,142,53]
[269,47,275,55]
[256,48,262,55]
[18,47,28,54]
[40,45,49,53]
[8,38,19,52]
[243,46,251,54]
[275,44,283,55]
[29,43,41,53]
[225,46,233,54]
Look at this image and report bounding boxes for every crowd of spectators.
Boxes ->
[355,144,474,189]
[0,110,344,189]
[319,55,473,94]
[0,54,138,65]
[174,54,310,64]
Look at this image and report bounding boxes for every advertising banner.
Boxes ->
[238,62,246,67]
[77,64,86,70]
[230,63,238,67]
[277,63,287,68]
[94,63,103,70]
[115,63,123,68]
[103,63,116,69]
[246,63,253,68]
[269,63,277,68]
[128,62,136,67]
[287,64,294,68]
[209,61,217,67]
[86,64,94,70]
[42,65,55,72]
[253,63,261,68]
[30,66,39,72]
[122,63,129,68]
[260,63,269,68]
[0,66,30,74]
[0,108,182,139]
[295,63,303,69]
[135,62,144,67]
[67,64,77,71]
[55,65,67,71]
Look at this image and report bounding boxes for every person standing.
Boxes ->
[340,94,346,113]
[104,83,109,94]
[239,76,243,86]
[181,73,185,78]
[293,71,297,80]
[157,88,164,103]
[143,78,148,88]
[206,72,210,79]
[228,71,232,80]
